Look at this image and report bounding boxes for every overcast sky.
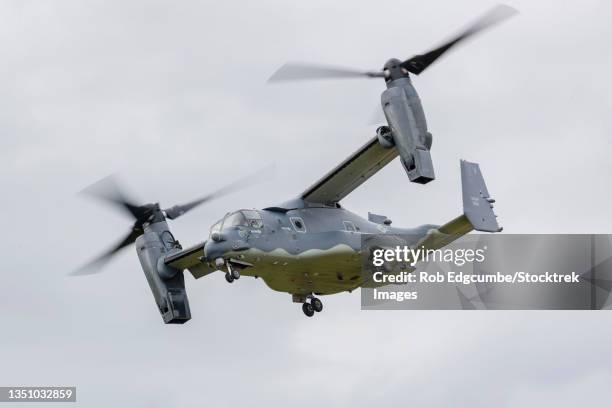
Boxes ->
[1,0,612,406]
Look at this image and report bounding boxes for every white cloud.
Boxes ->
[1,0,611,406]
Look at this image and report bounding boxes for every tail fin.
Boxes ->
[414,160,500,254]
[460,160,502,232]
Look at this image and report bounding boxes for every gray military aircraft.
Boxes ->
[77,149,501,322]
[75,6,510,322]
[268,4,516,185]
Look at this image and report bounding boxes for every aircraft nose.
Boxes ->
[204,240,230,262]
[204,233,250,262]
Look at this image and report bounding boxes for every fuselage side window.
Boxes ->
[343,221,356,232]
[290,217,307,233]
[241,209,263,229]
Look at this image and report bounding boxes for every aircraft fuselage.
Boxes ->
[201,204,436,297]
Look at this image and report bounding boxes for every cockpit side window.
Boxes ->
[223,212,247,228]
[241,210,263,229]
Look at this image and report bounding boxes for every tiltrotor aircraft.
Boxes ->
[77,158,501,322]
[76,6,511,322]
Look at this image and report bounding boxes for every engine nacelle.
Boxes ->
[136,223,191,324]
[381,77,435,184]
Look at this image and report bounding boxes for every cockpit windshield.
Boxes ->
[209,210,263,237]
[210,220,222,235]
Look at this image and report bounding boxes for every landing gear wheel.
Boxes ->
[231,268,241,280]
[225,273,234,283]
[302,302,315,317]
[311,298,323,313]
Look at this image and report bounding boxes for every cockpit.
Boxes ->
[210,209,264,237]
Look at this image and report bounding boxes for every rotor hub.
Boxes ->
[383,58,408,81]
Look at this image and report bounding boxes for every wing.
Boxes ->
[164,241,215,279]
[301,136,398,205]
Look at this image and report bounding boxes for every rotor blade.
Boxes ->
[164,165,274,220]
[401,4,517,75]
[81,175,147,220]
[267,62,383,82]
[71,228,140,276]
